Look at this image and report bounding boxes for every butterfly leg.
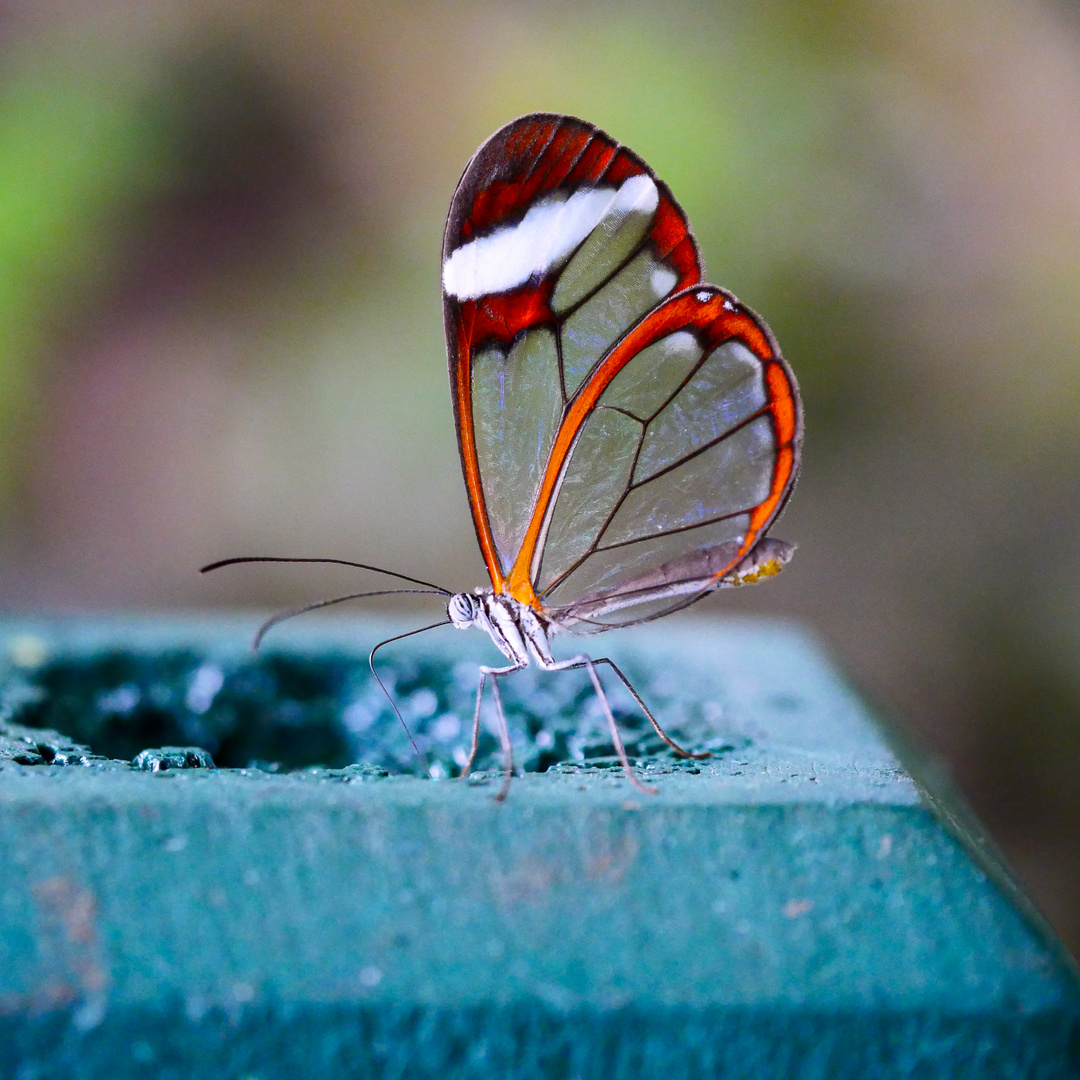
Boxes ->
[539,653,659,797]
[461,672,486,780]
[590,658,711,761]
[487,670,518,803]
[462,661,524,802]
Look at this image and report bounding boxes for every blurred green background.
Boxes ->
[1,1,1079,954]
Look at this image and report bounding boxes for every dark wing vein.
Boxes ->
[626,399,775,491]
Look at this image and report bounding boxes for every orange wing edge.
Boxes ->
[504,285,802,612]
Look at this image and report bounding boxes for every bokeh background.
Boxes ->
[1,0,1079,953]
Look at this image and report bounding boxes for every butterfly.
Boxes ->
[205,113,802,800]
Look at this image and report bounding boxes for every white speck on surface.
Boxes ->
[343,701,375,733]
[877,834,893,859]
[409,687,439,720]
[7,634,47,668]
[359,965,383,988]
[185,995,209,1023]
[696,290,712,303]
[97,685,140,714]
[231,981,255,1003]
[163,834,188,853]
[782,899,814,918]
[185,663,224,714]
[535,730,555,749]
[431,714,461,741]
[72,995,107,1032]
[702,700,725,727]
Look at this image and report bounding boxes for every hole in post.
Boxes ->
[7,647,713,776]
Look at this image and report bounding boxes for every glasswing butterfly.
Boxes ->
[204,113,802,800]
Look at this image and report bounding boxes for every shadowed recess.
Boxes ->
[5,645,729,777]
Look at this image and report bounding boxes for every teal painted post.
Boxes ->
[0,616,1077,1079]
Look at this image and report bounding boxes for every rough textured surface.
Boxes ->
[0,615,1076,1079]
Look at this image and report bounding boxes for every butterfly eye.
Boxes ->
[448,593,479,628]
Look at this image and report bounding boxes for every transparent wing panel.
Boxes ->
[604,415,775,546]
[560,249,679,398]
[549,536,796,631]
[598,330,702,419]
[550,185,658,316]
[634,340,766,483]
[536,407,641,590]
[543,513,750,611]
[472,328,563,574]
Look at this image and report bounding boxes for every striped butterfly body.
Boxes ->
[441,114,801,797]
[205,114,801,800]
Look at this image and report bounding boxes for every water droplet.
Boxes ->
[133,747,215,772]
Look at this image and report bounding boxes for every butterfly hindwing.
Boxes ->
[535,287,800,629]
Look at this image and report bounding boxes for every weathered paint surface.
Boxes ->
[0,617,1076,1079]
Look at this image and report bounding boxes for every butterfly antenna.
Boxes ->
[253,589,448,649]
[369,619,452,777]
[201,555,452,595]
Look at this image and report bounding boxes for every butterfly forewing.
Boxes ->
[442,114,701,590]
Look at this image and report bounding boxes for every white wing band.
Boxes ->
[443,174,659,300]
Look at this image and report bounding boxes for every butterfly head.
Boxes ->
[447,592,481,629]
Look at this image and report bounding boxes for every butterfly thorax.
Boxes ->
[447,590,555,669]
